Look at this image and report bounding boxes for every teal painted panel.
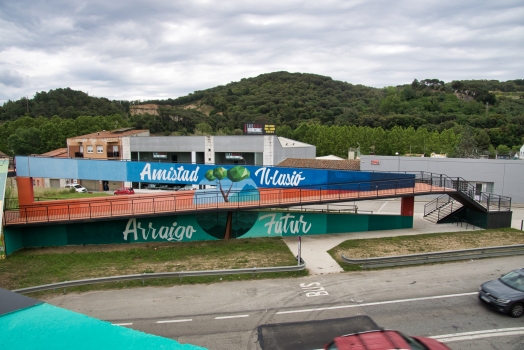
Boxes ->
[326,214,369,233]
[402,216,414,229]
[4,211,412,253]
[0,303,204,349]
[368,215,404,231]
[119,216,216,243]
[242,212,326,238]
[4,227,23,255]
[66,221,132,245]
[22,225,68,248]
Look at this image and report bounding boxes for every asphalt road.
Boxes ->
[47,255,524,350]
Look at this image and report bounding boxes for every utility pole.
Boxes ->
[26,96,29,113]
[486,102,488,119]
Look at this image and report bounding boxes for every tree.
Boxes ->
[7,127,45,155]
[452,126,478,158]
[204,166,250,202]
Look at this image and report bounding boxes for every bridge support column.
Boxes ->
[401,196,414,216]
[16,176,34,206]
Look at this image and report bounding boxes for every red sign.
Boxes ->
[371,160,380,165]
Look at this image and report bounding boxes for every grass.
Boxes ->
[0,237,306,297]
[329,228,524,271]
[4,187,112,209]
[33,187,112,200]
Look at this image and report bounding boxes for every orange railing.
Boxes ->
[3,176,455,225]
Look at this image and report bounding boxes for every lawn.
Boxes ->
[4,186,112,209]
[329,228,524,271]
[0,237,306,296]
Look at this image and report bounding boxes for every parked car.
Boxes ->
[114,187,135,195]
[324,329,450,350]
[64,184,88,193]
[479,267,524,317]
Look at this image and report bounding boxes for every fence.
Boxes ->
[3,176,452,225]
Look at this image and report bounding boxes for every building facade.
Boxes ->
[129,135,315,167]
[67,128,149,191]
[360,155,524,204]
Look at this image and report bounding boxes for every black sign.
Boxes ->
[243,123,276,135]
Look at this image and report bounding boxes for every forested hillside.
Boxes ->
[1,72,523,157]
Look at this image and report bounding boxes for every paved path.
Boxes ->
[284,200,524,275]
[282,209,521,275]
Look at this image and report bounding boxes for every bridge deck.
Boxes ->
[3,183,454,226]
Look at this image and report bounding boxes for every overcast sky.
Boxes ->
[1,0,523,103]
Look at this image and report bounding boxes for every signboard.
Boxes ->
[371,160,380,165]
[153,152,168,159]
[225,152,243,160]
[243,123,276,135]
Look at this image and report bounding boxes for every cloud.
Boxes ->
[0,0,523,102]
[0,69,27,88]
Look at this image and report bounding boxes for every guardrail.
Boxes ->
[13,260,306,294]
[341,245,524,269]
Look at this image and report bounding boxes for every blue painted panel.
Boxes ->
[15,157,415,190]
[327,170,370,184]
[14,156,30,176]
[127,162,328,188]
[77,159,127,181]
[19,156,80,179]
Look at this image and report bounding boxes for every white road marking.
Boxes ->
[156,319,193,324]
[377,201,388,213]
[215,315,249,320]
[112,323,133,326]
[275,292,477,315]
[431,327,524,342]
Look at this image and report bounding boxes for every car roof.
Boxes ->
[332,330,408,350]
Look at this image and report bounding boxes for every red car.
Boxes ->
[114,187,135,195]
[324,330,450,350]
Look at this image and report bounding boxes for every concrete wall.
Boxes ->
[130,136,206,152]
[360,155,524,203]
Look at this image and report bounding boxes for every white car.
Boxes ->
[64,184,88,193]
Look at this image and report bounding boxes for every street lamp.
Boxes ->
[395,152,400,172]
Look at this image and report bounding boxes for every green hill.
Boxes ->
[1,72,523,157]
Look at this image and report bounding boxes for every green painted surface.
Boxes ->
[23,225,68,248]
[4,211,412,254]
[0,159,8,259]
[4,227,22,255]
[327,213,369,233]
[0,303,204,349]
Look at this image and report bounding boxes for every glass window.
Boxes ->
[87,145,94,153]
[97,145,104,153]
[501,270,524,292]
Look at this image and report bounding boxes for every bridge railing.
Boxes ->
[3,176,455,225]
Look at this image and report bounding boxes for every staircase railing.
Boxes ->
[424,194,452,217]
[409,171,511,212]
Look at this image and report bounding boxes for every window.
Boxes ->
[87,145,94,154]
[97,145,104,154]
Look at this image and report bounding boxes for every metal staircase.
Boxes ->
[423,195,463,223]
[421,173,511,227]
